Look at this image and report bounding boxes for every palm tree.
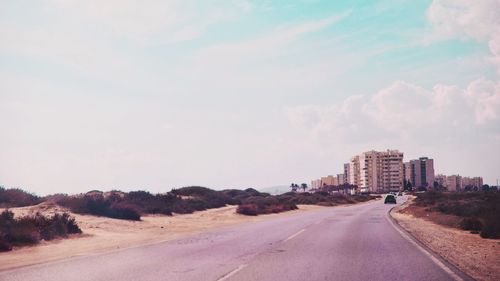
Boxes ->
[301,183,308,193]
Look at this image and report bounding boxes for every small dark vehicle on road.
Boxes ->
[384,194,397,204]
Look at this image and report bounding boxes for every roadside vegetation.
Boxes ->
[414,191,500,239]
[55,187,255,220]
[0,210,81,252]
[0,186,41,208]
[0,186,379,221]
[236,192,379,216]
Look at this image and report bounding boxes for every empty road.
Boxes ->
[0,196,469,281]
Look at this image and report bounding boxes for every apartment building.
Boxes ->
[403,157,435,189]
[337,174,345,185]
[379,150,404,192]
[311,179,321,189]
[311,175,339,189]
[434,174,483,191]
[343,163,350,184]
[446,175,462,192]
[462,177,483,189]
[349,156,360,188]
[350,149,404,192]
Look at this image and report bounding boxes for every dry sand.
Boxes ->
[391,197,500,281]
[0,203,326,271]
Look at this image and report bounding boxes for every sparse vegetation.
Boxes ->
[235,191,378,216]
[1,186,379,221]
[56,193,142,221]
[0,186,41,208]
[0,209,81,252]
[414,191,500,239]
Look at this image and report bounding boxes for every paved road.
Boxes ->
[0,196,467,281]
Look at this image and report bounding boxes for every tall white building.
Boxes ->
[350,149,404,192]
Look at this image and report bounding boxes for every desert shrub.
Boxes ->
[36,212,82,240]
[0,236,11,252]
[435,202,481,217]
[414,190,444,206]
[173,186,217,197]
[0,210,81,251]
[273,192,362,206]
[480,220,500,239]
[124,191,172,215]
[4,216,40,244]
[172,186,233,210]
[0,187,41,208]
[460,217,482,232]
[237,196,298,215]
[57,195,141,221]
[108,203,141,221]
[415,191,500,239]
[236,204,258,216]
[480,202,500,238]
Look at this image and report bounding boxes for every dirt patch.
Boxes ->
[0,203,326,271]
[392,197,500,281]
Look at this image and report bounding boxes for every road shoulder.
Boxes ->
[390,198,500,281]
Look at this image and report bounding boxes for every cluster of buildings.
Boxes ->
[310,149,483,193]
[434,174,483,192]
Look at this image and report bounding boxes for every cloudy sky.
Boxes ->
[1,0,499,195]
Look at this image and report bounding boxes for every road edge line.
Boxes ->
[387,206,472,281]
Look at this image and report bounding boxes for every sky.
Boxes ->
[1,0,499,195]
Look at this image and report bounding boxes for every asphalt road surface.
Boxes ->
[0,196,469,281]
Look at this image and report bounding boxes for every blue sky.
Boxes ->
[1,0,499,194]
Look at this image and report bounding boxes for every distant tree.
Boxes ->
[433,181,439,190]
[301,183,308,193]
[482,184,490,192]
[407,181,413,192]
[290,183,298,193]
[491,185,498,191]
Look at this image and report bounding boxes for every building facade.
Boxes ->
[403,157,435,189]
[446,175,462,192]
[343,163,350,185]
[350,149,404,193]
[432,174,483,191]
[349,156,360,188]
[337,174,345,186]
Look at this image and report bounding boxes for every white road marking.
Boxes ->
[283,229,306,243]
[386,209,464,281]
[217,264,247,281]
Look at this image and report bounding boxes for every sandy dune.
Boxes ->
[0,203,325,271]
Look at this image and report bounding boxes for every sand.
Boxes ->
[0,203,325,271]
[391,197,500,281]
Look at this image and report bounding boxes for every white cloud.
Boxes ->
[427,0,500,74]
[285,79,500,143]
[465,78,500,124]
